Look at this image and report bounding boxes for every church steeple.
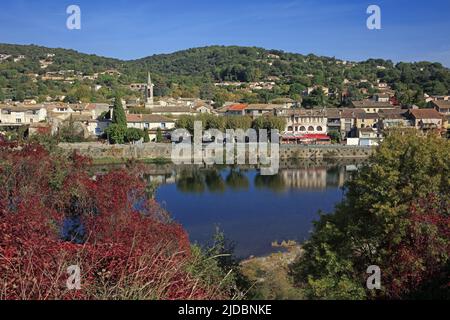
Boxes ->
[144,71,154,109]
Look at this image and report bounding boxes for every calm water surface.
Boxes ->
[145,161,362,258]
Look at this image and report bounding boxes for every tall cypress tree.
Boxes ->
[112,95,127,127]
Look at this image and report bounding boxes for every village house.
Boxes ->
[325,108,341,136]
[126,114,175,141]
[424,93,450,103]
[86,103,111,119]
[0,54,11,61]
[350,99,395,113]
[129,83,147,91]
[303,86,330,96]
[377,109,411,131]
[0,104,47,125]
[193,104,214,114]
[70,114,109,137]
[375,94,390,103]
[13,55,26,63]
[225,104,247,116]
[355,111,379,129]
[46,104,76,117]
[430,100,450,115]
[339,109,358,139]
[283,109,327,135]
[100,69,121,76]
[244,104,281,118]
[23,99,37,105]
[407,108,444,133]
[357,127,381,146]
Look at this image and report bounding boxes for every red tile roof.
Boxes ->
[228,104,248,111]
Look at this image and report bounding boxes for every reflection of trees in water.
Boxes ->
[176,169,228,193]
[176,170,206,193]
[169,165,349,194]
[204,170,226,193]
[254,174,287,192]
[225,169,250,191]
[175,168,250,193]
[325,166,339,187]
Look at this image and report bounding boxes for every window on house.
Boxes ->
[161,123,166,129]
[16,119,21,123]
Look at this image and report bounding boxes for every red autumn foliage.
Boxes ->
[382,194,450,299]
[0,142,217,300]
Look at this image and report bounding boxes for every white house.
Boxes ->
[126,114,175,141]
[0,104,47,125]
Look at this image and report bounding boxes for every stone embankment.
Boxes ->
[59,142,375,161]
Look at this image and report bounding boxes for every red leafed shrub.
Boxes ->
[382,194,450,299]
[0,143,219,300]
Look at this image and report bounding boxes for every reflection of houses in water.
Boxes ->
[280,166,347,189]
[146,174,176,185]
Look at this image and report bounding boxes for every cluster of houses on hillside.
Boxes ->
[219,98,449,146]
[0,72,449,144]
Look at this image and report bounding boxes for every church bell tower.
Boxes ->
[144,71,154,109]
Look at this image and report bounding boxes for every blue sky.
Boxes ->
[0,0,449,66]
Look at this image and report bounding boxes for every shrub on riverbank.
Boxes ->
[0,142,233,300]
[290,131,450,299]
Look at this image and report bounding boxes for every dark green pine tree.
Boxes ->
[112,95,127,126]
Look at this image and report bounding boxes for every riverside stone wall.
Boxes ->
[59,142,375,160]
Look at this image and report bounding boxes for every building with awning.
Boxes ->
[281,133,331,145]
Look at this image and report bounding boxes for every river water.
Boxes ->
[134,159,365,258]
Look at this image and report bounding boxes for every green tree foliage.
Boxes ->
[105,124,127,144]
[224,115,253,131]
[111,95,127,126]
[290,131,450,299]
[175,115,196,133]
[14,89,25,102]
[156,127,163,143]
[328,130,341,144]
[143,128,150,143]
[125,127,144,142]
[0,44,449,106]
[289,83,305,101]
[176,114,285,136]
[303,88,328,108]
[252,116,286,133]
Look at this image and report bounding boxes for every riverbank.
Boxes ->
[240,244,304,299]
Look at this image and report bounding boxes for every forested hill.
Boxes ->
[0,43,122,74]
[0,43,449,105]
